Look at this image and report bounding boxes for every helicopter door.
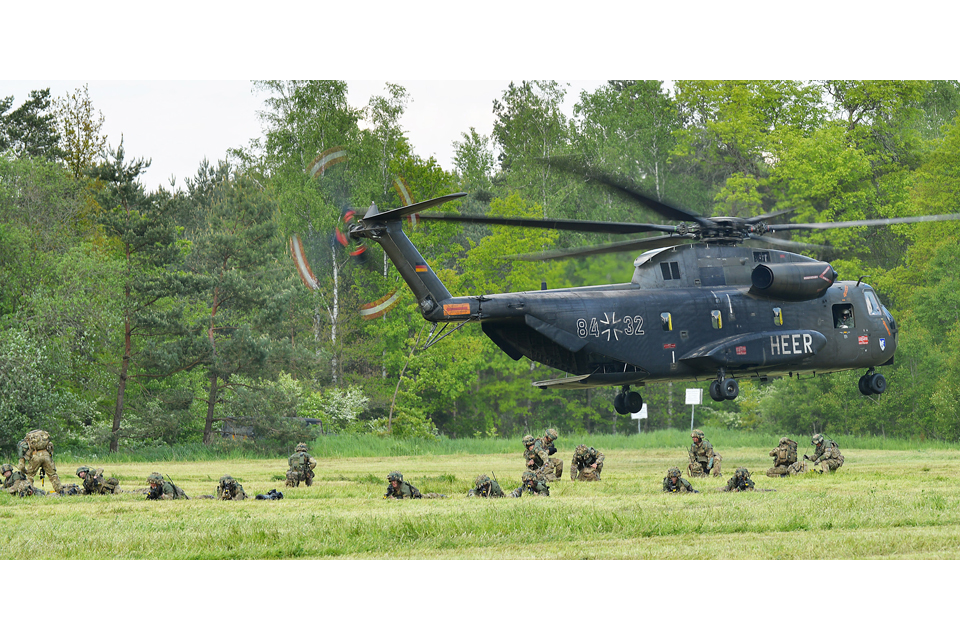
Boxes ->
[861,289,892,359]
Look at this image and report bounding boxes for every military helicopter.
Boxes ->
[344,163,960,415]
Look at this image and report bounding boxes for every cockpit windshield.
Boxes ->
[864,290,882,316]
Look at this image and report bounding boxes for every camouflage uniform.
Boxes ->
[2,464,42,496]
[688,429,722,478]
[146,472,188,500]
[76,466,121,495]
[22,430,63,493]
[766,437,801,477]
[570,444,604,481]
[16,439,29,472]
[285,443,318,487]
[384,471,422,499]
[509,470,550,497]
[662,467,698,493]
[467,474,505,498]
[721,467,756,492]
[806,434,844,473]
[216,475,248,500]
[533,429,564,481]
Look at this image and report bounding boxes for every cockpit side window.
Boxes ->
[833,304,855,329]
[863,290,882,316]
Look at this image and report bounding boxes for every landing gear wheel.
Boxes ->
[721,378,739,400]
[858,375,873,396]
[709,380,724,402]
[868,373,886,395]
[613,393,628,415]
[626,391,644,413]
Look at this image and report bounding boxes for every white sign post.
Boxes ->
[685,388,703,430]
[631,404,647,433]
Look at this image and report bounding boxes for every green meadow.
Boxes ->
[3,433,959,560]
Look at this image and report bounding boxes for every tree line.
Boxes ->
[2,80,960,454]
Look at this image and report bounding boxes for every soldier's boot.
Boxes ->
[554,460,563,479]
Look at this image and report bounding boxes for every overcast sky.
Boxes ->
[0,79,605,192]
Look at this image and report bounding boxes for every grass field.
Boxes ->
[5,443,960,560]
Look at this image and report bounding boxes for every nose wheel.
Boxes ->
[614,386,644,415]
[709,372,739,402]
[858,369,886,396]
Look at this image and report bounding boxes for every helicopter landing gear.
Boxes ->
[614,386,643,415]
[709,372,739,402]
[858,368,886,396]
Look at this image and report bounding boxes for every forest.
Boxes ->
[2,80,960,455]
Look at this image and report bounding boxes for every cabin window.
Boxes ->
[863,290,882,316]
[773,307,783,326]
[833,304,855,329]
[753,251,770,263]
[660,261,681,281]
[661,312,673,331]
[711,310,722,329]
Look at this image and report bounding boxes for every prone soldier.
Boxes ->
[805,434,844,473]
[662,467,698,493]
[76,466,121,495]
[216,475,248,500]
[285,442,317,487]
[509,470,550,497]
[384,471,422,499]
[467,474,505,498]
[721,467,756,492]
[688,429,722,478]
[146,472,188,500]
[570,444,604,481]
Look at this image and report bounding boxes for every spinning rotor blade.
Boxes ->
[415,213,677,235]
[362,192,468,221]
[508,235,695,262]
[768,212,960,232]
[743,233,832,253]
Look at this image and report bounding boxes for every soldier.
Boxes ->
[570,444,604,481]
[805,434,844,473]
[766,437,802,477]
[216,475,248,500]
[509,470,550,497]
[286,442,317,487]
[535,428,564,480]
[146,472,188,500]
[662,467,698,493]
[21,429,63,493]
[721,467,756,492]
[467,474,505,497]
[521,435,545,474]
[2,463,42,496]
[688,429,722,478]
[384,471,422,499]
[76,466,121,495]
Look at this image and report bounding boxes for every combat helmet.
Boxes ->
[219,475,236,486]
[667,467,682,478]
[812,434,824,445]
[295,442,308,452]
[779,437,789,445]
[0,463,14,475]
[76,466,92,477]
[544,428,558,442]
[691,429,705,440]
[575,444,588,457]
[475,474,491,488]
[521,470,537,482]
[147,472,164,485]
[387,471,403,483]
[522,435,535,447]
[735,467,750,478]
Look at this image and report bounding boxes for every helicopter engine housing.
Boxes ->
[750,261,837,301]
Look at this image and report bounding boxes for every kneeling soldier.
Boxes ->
[805,434,844,473]
[767,437,800,477]
[688,429,722,478]
[570,444,604,481]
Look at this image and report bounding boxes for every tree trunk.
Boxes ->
[109,320,132,453]
[202,373,219,444]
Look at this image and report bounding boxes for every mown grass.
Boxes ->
[4,443,959,560]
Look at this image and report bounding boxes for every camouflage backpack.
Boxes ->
[25,430,50,451]
[783,438,798,464]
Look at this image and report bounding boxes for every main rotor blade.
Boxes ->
[416,213,677,235]
[744,207,797,224]
[547,157,710,226]
[744,233,832,252]
[507,234,692,261]
[769,212,960,231]
[362,192,467,221]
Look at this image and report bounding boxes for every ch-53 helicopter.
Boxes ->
[343,162,960,415]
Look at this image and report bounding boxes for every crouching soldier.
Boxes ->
[146,472,188,500]
[217,475,248,500]
[536,428,564,480]
[766,437,801,477]
[467,474,504,498]
[721,467,756,492]
[509,470,550,497]
[688,429,722,478]
[2,463,43,496]
[662,467,698,493]
[570,444,604,481]
[805,434,844,473]
[286,442,317,487]
[77,466,121,495]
